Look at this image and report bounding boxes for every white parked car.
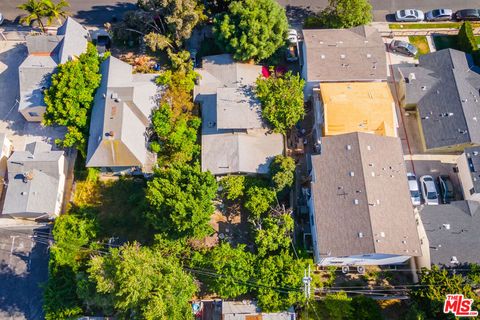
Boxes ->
[407,173,421,206]
[287,29,298,44]
[395,9,425,22]
[420,175,439,205]
[0,13,4,25]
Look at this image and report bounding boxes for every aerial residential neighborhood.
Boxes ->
[0,0,479,319]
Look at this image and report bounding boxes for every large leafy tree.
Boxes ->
[410,266,480,319]
[43,43,102,156]
[50,213,98,270]
[200,242,255,298]
[254,250,305,312]
[256,71,305,134]
[219,175,246,201]
[146,163,217,238]
[151,103,201,164]
[87,243,197,319]
[213,0,289,62]
[244,186,276,220]
[324,291,354,320]
[137,0,206,48]
[317,0,372,29]
[269,155,296,192]
[255,212,294,257]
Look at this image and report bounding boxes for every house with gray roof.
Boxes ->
[194,54,283,175]
[86,56,157,174]
[2,141,66,220]
[221,300,296,320]
[420,201,480,267]
[301,26,387,98]
[456,146,480,202]
[307,132,421,266]
[397,49,480,152]
[18,17,89,122]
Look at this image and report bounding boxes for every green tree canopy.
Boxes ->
[458,22,478,54]
[316,0,373,29]
[324,291,354,320]
[256,71,305,134]
[146,162,217,238]
[202,242,255,298]
[255,211,294,256]
[244,186,276,220]
[138,0,206,47]
[219,175,245,201]
[43,42,102,156]
[410,266,479,319]
[43,264,83,320]
[351,295,383,320]
[151,103,201,164]
[50,213,98,270]
[269,155,296,192]
[213,0,289,62]
[87,243,197,319]
[254,251,305,312]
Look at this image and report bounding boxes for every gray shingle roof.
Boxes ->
[86,56,157,170]
[2,142,65,218]
[302,26,387,82]
[221,301,295,320]
[194,54,283,175]
[420,201,480,266]
[398,49,480,150]
[310,132,421,258]
[461,146,480,193]
[19,17,89,112]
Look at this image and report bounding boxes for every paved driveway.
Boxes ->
[0,226,50,320]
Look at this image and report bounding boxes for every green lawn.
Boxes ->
[408,36,430,56]
[390,22,480,30]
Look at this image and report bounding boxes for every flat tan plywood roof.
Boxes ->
[320,82,396,137]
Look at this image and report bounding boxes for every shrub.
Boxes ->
[457,21,478,54]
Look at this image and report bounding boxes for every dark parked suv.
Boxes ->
[455,9,480,21]
[389,40,418,57]
[438,175,455,204]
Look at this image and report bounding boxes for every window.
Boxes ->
[28,112,39,117]
[470,188,475,195]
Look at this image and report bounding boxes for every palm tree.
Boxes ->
[43,0,70,27]
[18,0,47,32]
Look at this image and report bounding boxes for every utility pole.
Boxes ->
[303,265,312,299]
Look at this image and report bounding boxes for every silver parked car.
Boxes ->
[425,9,453,21]
[420,175,439,205]
[395,9,425,22]
[407,173,421,206]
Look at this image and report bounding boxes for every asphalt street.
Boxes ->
[1,0,480,26]
[1,0,137,27]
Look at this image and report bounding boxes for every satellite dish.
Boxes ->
[341,266,349,274]
[357,266,365,274]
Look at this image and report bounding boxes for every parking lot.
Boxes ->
[0,226,50,319]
